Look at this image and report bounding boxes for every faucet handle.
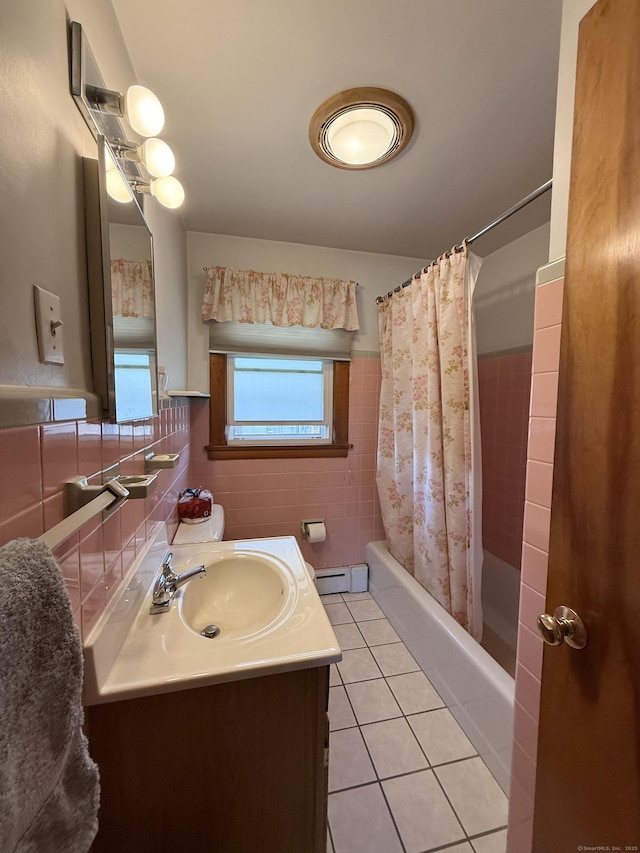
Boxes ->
[161,552,174,577]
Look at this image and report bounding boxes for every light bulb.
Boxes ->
[326,107,396,166]
[150,176,185,209]
[138,138,175,177]
[124,85,164,137]
[106,164,132,203]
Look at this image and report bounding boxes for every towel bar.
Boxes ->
[40,478,129,552]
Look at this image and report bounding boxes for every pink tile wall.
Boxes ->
[189,357,385,569]
[478,350,532,569]
[507,276,564,853]
[0,404,191,642]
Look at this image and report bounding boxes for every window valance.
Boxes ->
[202,266,360,331]
[110,259,154,319]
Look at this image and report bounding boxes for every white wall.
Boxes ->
[144,204,188,390]
[549,0,598,261]
[0,0,187,397]
[474,223,551,355]
[109,224,152,261]
[186,231,427,392]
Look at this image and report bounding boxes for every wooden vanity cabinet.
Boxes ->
[87,665,330,853]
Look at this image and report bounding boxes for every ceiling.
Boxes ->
[111,0,563,259]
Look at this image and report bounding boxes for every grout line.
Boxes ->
[469,825,508,841]
[417,838,474,853]
[328,782,407,853]
[378,780,409,853]
[429,759,478,845]
[326,818,335,853]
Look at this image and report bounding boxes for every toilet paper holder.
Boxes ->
[301,519,325,539]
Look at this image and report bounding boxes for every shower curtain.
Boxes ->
[376,248,483,639]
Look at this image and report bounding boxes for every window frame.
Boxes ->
[207,353,350,460]
[226,355,334,446]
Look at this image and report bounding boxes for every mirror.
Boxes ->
[84,138,158,422]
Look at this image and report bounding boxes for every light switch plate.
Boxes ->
[34,285,64,364]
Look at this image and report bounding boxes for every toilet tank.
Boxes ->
[172,505,225,544]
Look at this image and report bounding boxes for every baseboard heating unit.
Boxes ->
[315,564,368,595]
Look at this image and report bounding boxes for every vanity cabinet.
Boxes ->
[87,665,329,853]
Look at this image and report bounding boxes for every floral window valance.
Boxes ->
[110,258,154,319]
[202,266,359,331]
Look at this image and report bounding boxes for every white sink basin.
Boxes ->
[82,527,341,705]
[179,550,293,640]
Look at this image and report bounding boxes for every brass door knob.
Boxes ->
[537,605,588,649]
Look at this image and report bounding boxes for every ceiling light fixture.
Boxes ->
[309,87,414,170]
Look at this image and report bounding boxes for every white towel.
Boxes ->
[0,538,99,852]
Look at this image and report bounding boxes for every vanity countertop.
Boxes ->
[83,524,341,706]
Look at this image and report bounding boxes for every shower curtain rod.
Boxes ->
[375,178,553,304]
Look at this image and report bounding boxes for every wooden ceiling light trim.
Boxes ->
[309,87,414,170]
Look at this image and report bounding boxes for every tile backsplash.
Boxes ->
[189,356,385,570]
[0,403,191,641]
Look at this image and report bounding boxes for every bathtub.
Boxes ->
[366,540,515,793]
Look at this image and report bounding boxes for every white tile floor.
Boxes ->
[324,592,508,853]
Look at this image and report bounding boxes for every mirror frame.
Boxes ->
[83,137,159,422]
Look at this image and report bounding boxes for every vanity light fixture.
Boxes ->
[111,138,176,178]
[309,87,414,170]
[105,160,133,204]
[70,21,186,209]
[85,83,165,138]
[132,175,185,210]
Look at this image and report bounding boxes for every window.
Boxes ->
[208,353,350,460]
[227,356,333,444]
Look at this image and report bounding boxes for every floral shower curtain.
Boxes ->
[376,248,483,639]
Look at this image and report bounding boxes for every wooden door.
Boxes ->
[532,0,640,849]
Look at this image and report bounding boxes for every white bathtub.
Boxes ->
[366,540,515,793]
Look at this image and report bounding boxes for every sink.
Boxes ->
[179,551,292,640]
[82,531,341,705]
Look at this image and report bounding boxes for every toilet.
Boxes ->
[172,504,317,582]
[172,504,226,544]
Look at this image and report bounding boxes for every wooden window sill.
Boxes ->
[206,444,351,460]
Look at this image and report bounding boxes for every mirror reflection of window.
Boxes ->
[83,138,159,422]
[114,352,154,421]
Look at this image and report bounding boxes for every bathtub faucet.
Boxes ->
[150,552,207,614]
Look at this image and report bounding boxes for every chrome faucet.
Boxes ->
[150,552,207,614]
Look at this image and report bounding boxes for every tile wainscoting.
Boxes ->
[478,349,532,573]
[506,266,564,853]
[189,356,386,570]
[0,401,191,641]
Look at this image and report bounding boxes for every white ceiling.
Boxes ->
[112,0,563,259]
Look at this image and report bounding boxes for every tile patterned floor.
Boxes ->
[323,592,508,853]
